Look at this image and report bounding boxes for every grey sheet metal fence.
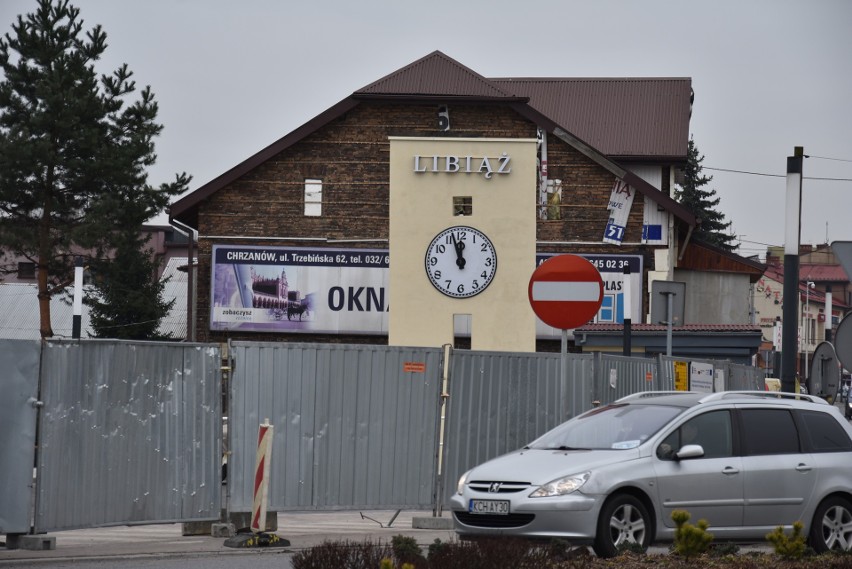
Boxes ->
[438,351,675,505]
[1,337,770,532]
[224,343,771,512]
[227,342,444,512]
[34,339,222,532]
[0,340,41,535]
[437,350,763,505]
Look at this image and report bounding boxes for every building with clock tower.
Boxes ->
[168,50,762,357]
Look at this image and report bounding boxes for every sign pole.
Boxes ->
[561,328,568,392]
[782,147,804,393]
[528,255,604,405]
[622,267,632,356]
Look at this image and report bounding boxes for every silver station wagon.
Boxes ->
[451,391,852,557]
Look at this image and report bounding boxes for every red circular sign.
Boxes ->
[528,255,604,329]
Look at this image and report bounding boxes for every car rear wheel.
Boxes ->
[593,494,651,558]
[809,496,852,553]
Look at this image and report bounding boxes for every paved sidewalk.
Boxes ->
[0,510,456,564]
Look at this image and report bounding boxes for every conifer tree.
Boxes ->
[0,0,189,337]
[675,139,737,251]
[86,231,175,340]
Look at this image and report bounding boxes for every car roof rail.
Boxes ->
[699,391,830,405]
[616,391,697,402]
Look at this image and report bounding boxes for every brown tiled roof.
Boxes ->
[800,264,851,283]
[170,51,695,228]
[492,78,691,160]
[677,239,766,282]
[355,51,519,100]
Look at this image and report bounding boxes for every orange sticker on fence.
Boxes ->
[404,362,426,373]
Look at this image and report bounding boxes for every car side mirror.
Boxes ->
[675,444,705,460]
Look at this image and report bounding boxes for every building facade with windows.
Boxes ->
[169,51,759,354]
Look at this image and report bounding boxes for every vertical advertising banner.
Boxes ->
[211,245,389,334]
[603,179,635,245]
[674,361,689,391]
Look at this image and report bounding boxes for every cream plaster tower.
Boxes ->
[388,137,537,352]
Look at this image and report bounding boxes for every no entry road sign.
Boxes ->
[528,254,604,330]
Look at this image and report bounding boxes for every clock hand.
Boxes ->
[451,233,466,269]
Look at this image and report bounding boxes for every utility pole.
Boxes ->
[805,281,814,383]
[622,267,632,356]
[781,147,803,393]
[825,285,833,343]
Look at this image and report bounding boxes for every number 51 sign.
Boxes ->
[603,179,634,245]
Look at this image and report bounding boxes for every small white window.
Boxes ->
[304,179,322,216]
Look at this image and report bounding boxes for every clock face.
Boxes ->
[425,226,497,298]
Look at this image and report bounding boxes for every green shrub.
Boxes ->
[391,534,426,568]
[766,521,807,560]
[671,509,714,558]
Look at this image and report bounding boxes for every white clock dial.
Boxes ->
[425,226,497,298]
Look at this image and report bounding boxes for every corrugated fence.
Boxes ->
[227,342,444,512]
[225,345,764,510]
[1,339,766,535]
[34,340,222,532]
[0,340,41,535]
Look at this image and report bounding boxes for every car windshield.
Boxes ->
[527,403,685,450]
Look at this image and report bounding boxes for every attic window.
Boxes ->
[304,179,322,216]
[453,196,472,216]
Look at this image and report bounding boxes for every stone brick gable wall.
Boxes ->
[194,101,660,344]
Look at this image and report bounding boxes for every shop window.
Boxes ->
[304,179,322,216]
[18,261,36,279]
[453,196,472,216]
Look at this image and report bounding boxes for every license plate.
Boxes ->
[468,499,509,515]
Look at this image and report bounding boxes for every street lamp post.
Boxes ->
[804,281,815,383]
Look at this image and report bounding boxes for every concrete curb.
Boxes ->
[411,516,454,530]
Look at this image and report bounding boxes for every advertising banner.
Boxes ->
[211,245,389,334]
[210,245,642,337]
[603,179,635,245]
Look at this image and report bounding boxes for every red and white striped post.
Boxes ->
[250,418,274,534]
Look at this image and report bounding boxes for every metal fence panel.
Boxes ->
[35,340,221,532]
[228,342,443,512]
[0,340,41,534]
[595,353,674,405]
[439,351,737,506]
[440,350,593,505]
[726,362,763,391]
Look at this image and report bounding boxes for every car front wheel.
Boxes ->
[593,494,652,558]
[810,496,852,553]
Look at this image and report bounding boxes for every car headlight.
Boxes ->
[457,470,470,495]
[529,472,590,498]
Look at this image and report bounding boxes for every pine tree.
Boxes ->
[86,231,175,340]
[0,0,189,338]
[675,139,737,251]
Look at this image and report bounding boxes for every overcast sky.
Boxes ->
[2,0,851,260]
